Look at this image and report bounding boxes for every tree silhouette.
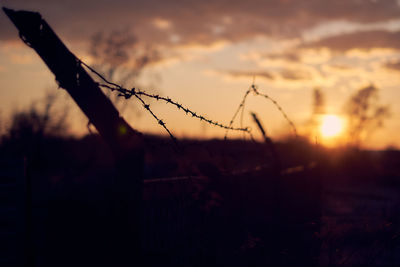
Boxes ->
[344,84,390,147]
[312,87,325,116]
[0,110,4,138]
[89,30,161,113]
[2,92,69,146]
[307,87,326,142]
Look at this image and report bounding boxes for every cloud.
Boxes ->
[263,52,301,63]
[219,67,313,82]
[1,0,400,48]
[226,70,275,80]
[280,69,312,80]
[152,18,172,30]
[385,60,400,71]
[325,64,354,71]
[301,30,400,52]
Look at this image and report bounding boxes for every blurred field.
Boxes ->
[1,134,400,266]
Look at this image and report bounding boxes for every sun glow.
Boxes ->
[320,114,344,138]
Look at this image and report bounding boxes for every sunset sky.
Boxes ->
[1,0,400,149]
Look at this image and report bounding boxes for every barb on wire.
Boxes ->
[79,60,251,144]
[133,94,178,145]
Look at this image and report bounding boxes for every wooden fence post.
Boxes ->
[3,7,144,266]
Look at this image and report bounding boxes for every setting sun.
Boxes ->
[320,115,344,138]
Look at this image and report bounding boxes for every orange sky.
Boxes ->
[1,0,400,149]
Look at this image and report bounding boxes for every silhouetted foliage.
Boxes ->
[312,87,325,116]
[1,92,69,147]
[306,87,326,140]
[0,110,4,138]
[344,84,390,147]
[89,30,161,112]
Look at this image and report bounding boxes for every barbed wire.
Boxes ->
[224,84,297,139]
[79,60,296,144]
[133,93,178,145]
[79,60,251,143]
[134,90,250,132]
[80,60,294,175]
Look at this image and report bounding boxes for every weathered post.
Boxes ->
[3,8,144,266]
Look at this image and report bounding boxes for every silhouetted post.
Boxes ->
[3,8,144,266]
[250,112,281,173]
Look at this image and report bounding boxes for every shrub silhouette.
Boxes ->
[1,92,69,150]
[89,30,161,113]
[344,84,390,147]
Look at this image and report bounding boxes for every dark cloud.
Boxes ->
[223,68,312,81]
[280,69,312,80]
[1,0,399,46]
[302,30,400,52]
[226,70,275,80]
[328,64,354,70]
[264,52,301,62]
[385,60,400,71]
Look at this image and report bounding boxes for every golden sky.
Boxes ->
[1,0,400,149]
